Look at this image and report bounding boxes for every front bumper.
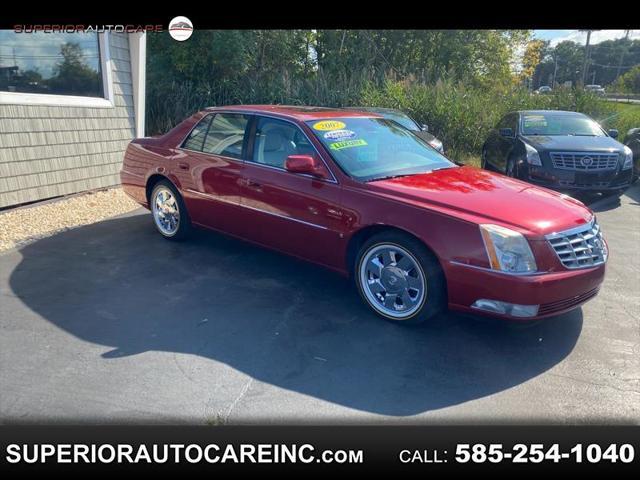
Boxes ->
[445,261,606,321]
[526,165,632,191]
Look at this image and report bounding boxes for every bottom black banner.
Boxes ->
[1,426,638,472]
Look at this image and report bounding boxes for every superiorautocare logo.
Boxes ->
[168,16,193,41]
[13,25,163,33]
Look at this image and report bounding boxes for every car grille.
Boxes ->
[558,180,610,188]
[545,220,607,269]
[550,151,619,171]
[538,287,600,316]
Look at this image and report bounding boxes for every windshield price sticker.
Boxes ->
[324,129,356,140]
[313,120,346,131]
[523,115,547,128]
[329,139,368,150]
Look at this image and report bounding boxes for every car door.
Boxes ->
[493,113,519,173]
[176,112,252,237]
[239,115,346,269]
[484,120,503,170]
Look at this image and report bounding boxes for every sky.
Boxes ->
[534,30,639,47]
[0,31,100,76]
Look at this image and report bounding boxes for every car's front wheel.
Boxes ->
[505,156,519,178]
[150,180,192,240]
[355,231,446,325]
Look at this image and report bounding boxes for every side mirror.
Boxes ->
[284,154,328,178]
[421,124,429,132]
[608,129,619,139]
[499,128,514,138]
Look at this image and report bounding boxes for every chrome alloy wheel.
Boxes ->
[152,186,180,236]
[359,243,426,319]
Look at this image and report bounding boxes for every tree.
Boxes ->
[47,42,101,96]
[611,65,640,93]
[520,39,545,86]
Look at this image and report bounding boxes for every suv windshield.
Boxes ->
[521,113,605,137]
[306,117,454,182]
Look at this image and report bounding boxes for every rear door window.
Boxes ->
[202,113,250,159]
[182,114,213,151]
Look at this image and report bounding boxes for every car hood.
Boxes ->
[366,166,593,236]
[522,134,623,153]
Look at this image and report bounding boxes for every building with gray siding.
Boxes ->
[0,31,146,208]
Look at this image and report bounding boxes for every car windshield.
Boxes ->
[521,113,605,136]
[306,117,455,182]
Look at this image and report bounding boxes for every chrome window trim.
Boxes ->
[246,113,338,184]
[177,110,339,185]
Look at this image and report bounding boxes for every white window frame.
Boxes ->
[0,31,115,108]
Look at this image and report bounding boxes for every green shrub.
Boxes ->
[359,79,637,160]
[146,75,640,162]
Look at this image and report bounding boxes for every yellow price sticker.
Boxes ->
[313,120,346,131]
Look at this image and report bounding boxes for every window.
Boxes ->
[182,115,213,151]
[202,113,250,159]
[498,114,517,131]
[520,113,605,137]
[306,117,454,182]
[0,31,103,98]
[252,117,316,169]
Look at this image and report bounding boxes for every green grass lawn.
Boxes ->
[600,101,640,140]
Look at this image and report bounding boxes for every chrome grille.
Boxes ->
[550,151,619,171]
[546,220,607,269]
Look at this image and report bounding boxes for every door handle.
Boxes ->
[177,162,190,171]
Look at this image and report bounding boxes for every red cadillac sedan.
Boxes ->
[121,105,607,324]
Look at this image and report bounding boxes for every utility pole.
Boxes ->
[581,30,592,87]
[616,30,631,80]
[552,53,558,88]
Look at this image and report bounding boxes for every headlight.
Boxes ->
[622,146,633,170]
[479,224,537,274]
[524,143,542,166]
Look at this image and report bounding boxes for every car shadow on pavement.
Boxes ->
[8,212,583,417]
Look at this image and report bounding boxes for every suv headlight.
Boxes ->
[622,146,633,170]
[524,143,542,166]
[480,224,537,274]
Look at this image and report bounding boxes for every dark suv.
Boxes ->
[481,110,633,194]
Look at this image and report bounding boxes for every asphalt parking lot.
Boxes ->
[0,185,638,424]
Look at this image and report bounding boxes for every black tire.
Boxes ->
[354,231,446,325]
[599,189,626,199]
[505,157,517,178]
[481,147,487,169]
[150,180,192,241]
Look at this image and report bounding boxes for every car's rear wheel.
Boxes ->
[150,180,191,240]
[355,231,446,325]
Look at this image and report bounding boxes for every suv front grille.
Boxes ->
[546,220,607,269]
[550,151,619,171]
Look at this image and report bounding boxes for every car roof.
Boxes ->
[204,105,383,121]
[516,110,586,116]
[343,106,405,114]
